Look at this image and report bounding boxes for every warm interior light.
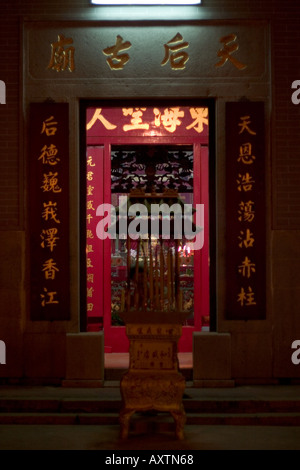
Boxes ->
[91,0,201,4]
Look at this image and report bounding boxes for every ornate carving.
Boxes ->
[111,146,193,194]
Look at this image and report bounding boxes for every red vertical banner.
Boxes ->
[225,102,266,320]
[86,146,104,331]
[29,103,70,321]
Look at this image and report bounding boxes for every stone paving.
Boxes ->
[0,384,300,450]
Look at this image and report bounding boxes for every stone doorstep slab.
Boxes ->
[0,398,121,413]
[1,412,300,427]
[2,397,300,414]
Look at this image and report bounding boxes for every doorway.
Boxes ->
[81,103,211,353]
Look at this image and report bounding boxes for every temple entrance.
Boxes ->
[82,103,210,353]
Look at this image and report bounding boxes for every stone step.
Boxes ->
[0,399,121,413]
[1,397,300,414]
[183,399,300,414]
[0,411,300,426]
[0,412,119,425]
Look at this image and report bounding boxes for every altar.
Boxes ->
[116,187,195,439]
[119,319,187,440]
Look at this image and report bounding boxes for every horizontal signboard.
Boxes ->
[25,22,268,81]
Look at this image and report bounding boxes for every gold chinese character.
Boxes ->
[42,201,60,224]
[87,200,95,211]
[238,200,255,223]
[238,256,256,278]
[238,143,256,164]
[41,172,62,193]
[87,171,94,181]
[41,116,58,136]
[122,108,149,132]
[87,156,95,167]
[87,287,94,298]
[161,33,189,70]
[86,229,94,239]
[47,34,75,72]
[237,286,256,306]
[236,173,255,191]
[238,229,255,248]
[154,107,184,133]
[186,107,208,133]
[40,287,59,306]
[42,258,59,280]
[40,227,59,251]
[86,108,117,131]
[87,185,94,196]
[215,34,247,70]
[103,35,132,70]
[87,273,94,283]
[238,116,256,135]
[38,144,60,166]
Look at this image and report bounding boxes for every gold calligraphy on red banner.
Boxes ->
[85,147,103,331]
[86,106,209,138]
[225,102,266,320]
[29,103,70,321]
